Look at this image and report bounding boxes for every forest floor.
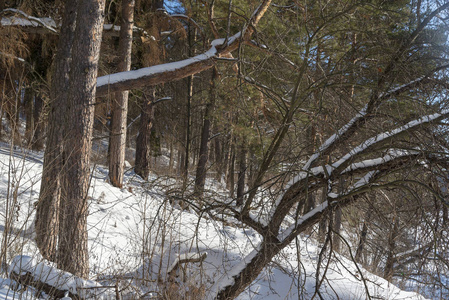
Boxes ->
[0,143,428,299]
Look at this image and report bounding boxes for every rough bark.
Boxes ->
[35,0,77,261]
[96,56,214,96]
[57,0,105,277]
[108,0,135,188]
[134,90,155,180]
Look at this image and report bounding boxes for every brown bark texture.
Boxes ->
[35,0,77,261]
[194,69,216,196]
[134,90,155,180]
[108,0,135,187]
[57,0,105,278]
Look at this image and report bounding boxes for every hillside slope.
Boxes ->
[0,144,427,299]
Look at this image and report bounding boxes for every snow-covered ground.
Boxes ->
[0,144,428,299]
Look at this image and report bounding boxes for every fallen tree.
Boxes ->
[8,255,116,299]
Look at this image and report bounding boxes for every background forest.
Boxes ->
[1,0,449,299]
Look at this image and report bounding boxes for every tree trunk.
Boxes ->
[182,74,193,181]
[108,0,135,188]
[194,69,216,197]
[384,217,399,281]
[216,235,281,299]
[214,134,222,181]
[24,87,34,143]
[333,206,342,252]
[13,87,21,143]
[133,0,163,181]
[355,205,372,264]
[168,140,174,172]
[236,144,247,206]
[57,0,105,278]
[227,142,235,198]
[178,140,185,175]
[182,25,196,182]
[134,90,155,180]
[35,0,77,261]
[31,95,44,151]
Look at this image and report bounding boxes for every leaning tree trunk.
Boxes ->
[216,234,281,299]
[108,0,135,188]
[134,90,155,180]
[35,0,77,261]
[57,0,105,278]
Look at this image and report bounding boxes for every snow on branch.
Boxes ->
[341,149,420,174]
[95,33,241,96]
[279,171,378,243]
[329,170,378,199]
[96,44,217,95]
[278,201,329,242]
[95,0,271,95]
[1,8,148,37]
[208,246,260,299]
[303,105,368,170]
[167,252,207,278]
[378,76,427,99]
[303,65,449,171]
[378,63,449,99]
[0,50,26,62]
[1,8,57,32]
[170,14,205,38]
[102,23,147,37]
[9,255,115,299]
[331,109,449,169]
[394,242,433,261]
[266,109,449,227]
